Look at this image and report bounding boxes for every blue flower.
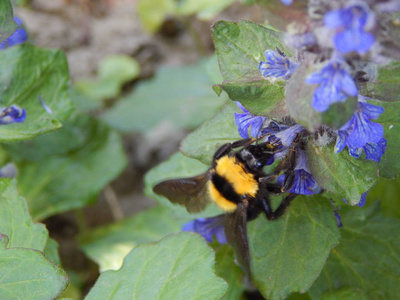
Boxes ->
[306,58,358,112]
[235,102,267,139]
[0,105,27,124]
[333,210,343,228]
[335,100,385,161]
[0,17,28,50]
[259,49,298,80]
[324,5,375,54]
[182,216,227,244]
[280,0,293,5]
[277,149,321,195]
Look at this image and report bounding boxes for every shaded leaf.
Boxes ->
[75,55,140,101]
[359,62,400,102]
[102,57,227,133]
[176,0,235,20]
[85,233,228,300]
[373,100,400,179]
[137,0,175,33]
[6,115,127,220]
[248,195,340,300]
[308,206,400,299]
[307,143,378,205]
[0,234,68,300]
[213,243,245,300]
[44,237,61,267]
[79,205,186,272]
[0,44,73,141]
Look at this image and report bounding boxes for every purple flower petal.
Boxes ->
[0,105,27,124]
[182,216,227,244]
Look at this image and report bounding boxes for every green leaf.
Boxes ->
[85,233,228,300]
[102,57,227,133]
[0,233,68,300]
[144,151,221,218]
[176,0,235,20]
[308,207,400,299]
[367,177,400,219]
[0,0,17,43]
[307,143,378,205]
[319,288,368,300]
[248,195,340,300]
[79,205,187,272]
[180,101,241,165]
[359,62,400,102]
[0,44,73,141]
[137,0,175,33]
[374,100,400,179]
[0,178,47,250]
[211,20,288,81]
[44,237,62,266]
[5,115,127,220]
[216,77,287,118]
[75,55,140,101]
[213,243,245,300]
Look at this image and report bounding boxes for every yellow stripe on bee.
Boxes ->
[208,181,237,212]
[215,156,258,197]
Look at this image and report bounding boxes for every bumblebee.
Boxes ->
[153,137,298,278]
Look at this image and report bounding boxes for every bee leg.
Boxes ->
[260,193,298,220]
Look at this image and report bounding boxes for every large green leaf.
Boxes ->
[0,234,68,300]
[211,20,288,81]
[307,143,378,205]
[368,177,400,219]
[308,206,400,299]
[0,178,47,250]
[144,151,221,218]
[102,57,227,133]
[79,205,186,272]
[180,101,241,165]
[85,233,228,300]
[248,195,340,300]
[0,44,73,141]
[0,0,16,43]
[6,115,127,220]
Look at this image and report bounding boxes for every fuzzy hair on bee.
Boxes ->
[153,137,299,278]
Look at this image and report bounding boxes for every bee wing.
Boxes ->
[224,201,251,279]
[153,171,211,213]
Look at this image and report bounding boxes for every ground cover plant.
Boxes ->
[0,0,399,299]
